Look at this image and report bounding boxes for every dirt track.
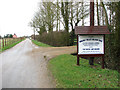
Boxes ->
[31,45,77,60]
[1,39,76,88]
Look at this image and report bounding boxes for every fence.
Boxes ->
[0,37,24,50]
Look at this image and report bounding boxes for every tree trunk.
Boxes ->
[61,2,69,45]
[96,0,100,26]
[82,2,84,26]
[100,1,109,26]
[61,2,69,32]
[56,1,59,31]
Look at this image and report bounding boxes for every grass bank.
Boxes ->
[1,39,24,52]
[32,40,52,47]
[48,54,119,88]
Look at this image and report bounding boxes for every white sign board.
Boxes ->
[78,35,104,54]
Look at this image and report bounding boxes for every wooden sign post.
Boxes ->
[75,26,110,69]
[75,1,110,69]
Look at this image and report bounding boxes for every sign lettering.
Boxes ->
[78,35,104,54]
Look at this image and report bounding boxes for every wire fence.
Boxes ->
[0,37,24,50]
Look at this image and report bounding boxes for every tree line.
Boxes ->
[29,1,120,72]
[29,1,89,45]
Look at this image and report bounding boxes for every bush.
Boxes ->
[36,31,71,47]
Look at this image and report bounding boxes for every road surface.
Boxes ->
[1,39,56,88]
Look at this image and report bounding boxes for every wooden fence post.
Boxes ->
[2,38,4,48]
[0,39,1,49]
[5,39,6,47]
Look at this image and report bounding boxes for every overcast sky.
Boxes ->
[0,0,40,37]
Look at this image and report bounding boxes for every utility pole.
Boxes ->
[89,0,94,65]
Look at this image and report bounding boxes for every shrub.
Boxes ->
[37,31,71,47]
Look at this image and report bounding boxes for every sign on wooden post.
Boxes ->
[75,26,110,69]
[78,35,104,55]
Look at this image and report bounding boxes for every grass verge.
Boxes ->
[0,39,24,52]
[48,54,119,88]
[32,40,52,47]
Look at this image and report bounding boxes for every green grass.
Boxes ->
[32,40,52,47]
[48,54,119,88]
[0,39,24,52]
[74,38,77,42]
[74,38,77,46]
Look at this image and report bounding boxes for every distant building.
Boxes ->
[13,33,17,38]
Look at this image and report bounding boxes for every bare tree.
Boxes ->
[61,1,69,32]
[96,0,100,25]
[100,1,109,26]
[69,2,89,45]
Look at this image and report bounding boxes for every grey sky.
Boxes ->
[0,0,40,37]
[1,0,118,37]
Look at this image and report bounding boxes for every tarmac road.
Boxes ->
[1,39,56,88]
